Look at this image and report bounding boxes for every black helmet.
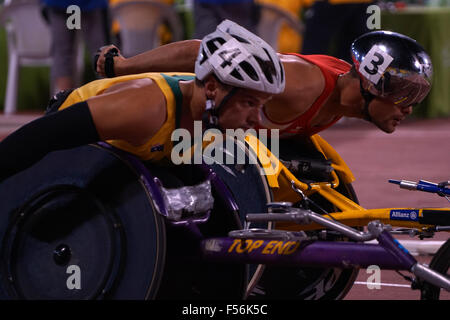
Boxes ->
[351,30,432,107]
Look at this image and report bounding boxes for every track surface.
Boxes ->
[320,117,450,300]
[1,113,449,300]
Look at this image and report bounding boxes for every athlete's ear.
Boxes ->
[203,75,219,100]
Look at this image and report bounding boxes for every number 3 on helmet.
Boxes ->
[351,30,433,107]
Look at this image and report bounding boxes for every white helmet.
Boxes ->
[195,20,285,95]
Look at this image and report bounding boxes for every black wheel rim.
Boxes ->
[3,186,123,300]
[0,144,167,300]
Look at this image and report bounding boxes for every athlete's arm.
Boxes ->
[0,80,166,182]
[87,79,166,145]
[96,40,201,77]
[0,102,99,181]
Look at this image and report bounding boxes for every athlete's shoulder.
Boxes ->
[87,76,168,146]
[277,53,325,98]
[102,77,155,95]
[159,72,196,78]
[284,53,351,74]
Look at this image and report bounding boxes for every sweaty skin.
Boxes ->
[86,78,168,146]
[87,75,271,146]
[0,73,273,183]
[367,98,413,133]
[97,41,413,133]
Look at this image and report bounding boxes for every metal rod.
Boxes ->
[412,263,450,292]
[307,211,381,242]
[246,209,384,242]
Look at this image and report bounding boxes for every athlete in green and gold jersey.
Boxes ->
[0,20,285,181]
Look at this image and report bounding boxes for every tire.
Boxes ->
[150,133,273,299]
[249,181,360,300]
[248,137,360,300]
[420,238,450,300]
[0,144,249,300]
[148,164,248,300]
[0,145,166,300]
[204,135,273,297]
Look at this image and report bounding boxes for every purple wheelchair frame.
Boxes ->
[98,142,450,294]
[201,231,417,271]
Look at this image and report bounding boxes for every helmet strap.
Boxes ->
[202,98,219,130]
[360,81,374,122]
[202,87,239,131]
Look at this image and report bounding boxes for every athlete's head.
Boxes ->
[350,30,432,133]
[194,19,285,130]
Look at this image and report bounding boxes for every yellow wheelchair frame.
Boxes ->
[245,134,450,233]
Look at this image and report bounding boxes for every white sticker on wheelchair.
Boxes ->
[209,38,251,72]
[359,45,394,85]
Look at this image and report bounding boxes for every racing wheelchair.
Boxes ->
[0,133,448,300]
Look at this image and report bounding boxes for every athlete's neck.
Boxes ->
[336,72,366,119]
[179,80,204,134]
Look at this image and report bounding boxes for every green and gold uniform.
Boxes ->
[58,72,195,162]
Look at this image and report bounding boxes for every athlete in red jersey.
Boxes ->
[256,54,351,138]
[96,31,431,136]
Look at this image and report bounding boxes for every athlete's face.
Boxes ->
[217,89,272,130]
[368,98,413,133]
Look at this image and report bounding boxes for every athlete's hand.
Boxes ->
[95,45,126,78]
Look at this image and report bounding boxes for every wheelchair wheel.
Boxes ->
[420,238,450,300]
[0,145,166,300]
[250,181,360,300]
[249,137,360,300]
[199,134,273,297]
[145,164,248,300]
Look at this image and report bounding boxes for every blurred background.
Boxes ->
[0,0,448,118]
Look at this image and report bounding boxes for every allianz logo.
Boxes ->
[390,210,418,220]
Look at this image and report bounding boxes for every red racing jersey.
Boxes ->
[258,53,351,138]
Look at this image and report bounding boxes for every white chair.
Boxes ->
[0,0,51,114]
[110,0,184,58]
[256,2,304,51]
[0,0,84,115]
